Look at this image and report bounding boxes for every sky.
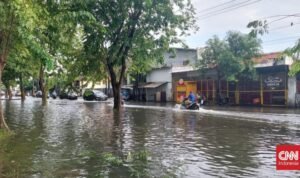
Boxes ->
[184,0,300,53]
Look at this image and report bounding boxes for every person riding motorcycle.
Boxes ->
[188,91,196,104]
[181,91,199,110]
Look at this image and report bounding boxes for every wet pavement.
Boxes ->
[1,97,300,177]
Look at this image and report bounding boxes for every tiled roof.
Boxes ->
[253,52,282,64]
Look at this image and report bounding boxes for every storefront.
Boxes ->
[174,65,290,106]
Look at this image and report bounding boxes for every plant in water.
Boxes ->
[99,150,150,178]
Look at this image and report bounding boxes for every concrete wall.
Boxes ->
[145,84,168,102]
[146,68,173,101]
[288,76,297,107]
[163,48,198,67]
[145,48,198,102]
[146,67,172,83]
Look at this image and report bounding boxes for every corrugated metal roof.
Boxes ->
[141,82,167,89]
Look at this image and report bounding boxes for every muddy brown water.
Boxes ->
[1,98,300,177]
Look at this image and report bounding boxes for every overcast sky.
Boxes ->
[184,0,300,53]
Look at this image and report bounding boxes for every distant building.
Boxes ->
[141,48,198,102]
[173,52,300,107]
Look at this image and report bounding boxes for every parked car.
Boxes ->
[50,91,57,99]
[59,90,78,100]
[14,91,21,97]
[83,89,108,101]
[35,91,49,98]
[68,91,78,100]
[59,91,68,99]
[121,87,133,101]
[35,91,43,98]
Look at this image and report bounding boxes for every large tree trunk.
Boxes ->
[112,83,121,109]
[20,73,25,101]
[109,67,121,109]
[0,62,10,131]
[7,85,12,100]
[39,64,47,103]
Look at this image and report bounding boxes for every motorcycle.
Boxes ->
[180,98,200,110]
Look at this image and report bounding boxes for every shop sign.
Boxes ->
[178,79,185,85]
[264,76,283,90]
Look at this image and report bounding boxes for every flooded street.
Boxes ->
[1,98,300,177]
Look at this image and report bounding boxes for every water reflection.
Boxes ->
[0,98,300,177]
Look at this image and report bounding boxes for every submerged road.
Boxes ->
[0,97,299,177]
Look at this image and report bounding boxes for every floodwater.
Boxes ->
[1,98,300,178]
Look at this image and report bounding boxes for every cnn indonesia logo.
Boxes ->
[276,145,300,170]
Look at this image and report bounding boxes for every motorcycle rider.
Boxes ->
[188,91,196,104]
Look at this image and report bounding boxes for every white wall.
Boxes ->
[146,68,173,101]
[146,68,172,83]
[288,76,297,107]
[145,48,198,102]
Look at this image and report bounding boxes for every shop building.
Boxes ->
[173,52,299,107]
[142,48,198,102]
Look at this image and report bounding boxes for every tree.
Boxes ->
[197,31,261,102]
[0,0,38,130]
[248,19,300,76]
[2,62,18,100]
[80,0,196,109]
[22,1,87,103]
[226,31,262,79]
[285,39,300,76]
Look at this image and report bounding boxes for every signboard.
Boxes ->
[263,74,285,90]
[178,79,185,85]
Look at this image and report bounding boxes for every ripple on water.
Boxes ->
[1,98,300,177]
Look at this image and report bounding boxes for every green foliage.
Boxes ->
[100,150,150,178]
[1,0,196,108]
[197,31,262,82]
[102,153,123,166]
[247,20,269,37]
[83,89,93,97]
[78,0,196,108]
[289,61,300,76]
[2,62,18,88]
[284,39,300,76]
[247,18,300,76]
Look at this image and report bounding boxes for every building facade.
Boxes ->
[142,48,198,102]
[173,52,300,107]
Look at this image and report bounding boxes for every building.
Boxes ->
[173,52,300,107]
[142,48,198,102]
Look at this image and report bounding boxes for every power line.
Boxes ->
[259,13,300,20]
[198,0,252,18]
[265,34,300,42]
[264,35,300,43]
[264,39,300,46]
[268,15,300,25]
[198,0,262,20]
[198,0,237,14]
[269,22,300,31]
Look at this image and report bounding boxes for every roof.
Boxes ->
[171,66,196,73]
[141,82,167,89]
[253,52,282,64]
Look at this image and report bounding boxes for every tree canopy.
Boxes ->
[78,0,197,108]
[197,31,262,82]
[248,19,300,76]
